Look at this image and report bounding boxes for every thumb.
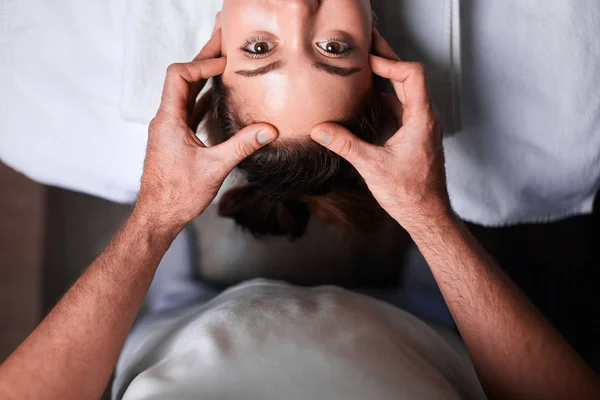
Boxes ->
[211,123,279,169]
[310,122,378,171]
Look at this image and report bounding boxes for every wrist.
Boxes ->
[395,201,459,240]
[129,206,185,247]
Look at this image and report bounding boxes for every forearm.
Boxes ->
[0,211,179,400]
[405,211,600,399]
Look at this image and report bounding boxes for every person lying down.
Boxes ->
[192,0,408,286]
[3,2,599,399]
[111,2,484,397]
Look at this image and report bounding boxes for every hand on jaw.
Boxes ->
[133,25,451,240]
[311,30,452,235]
[133,26,278,234]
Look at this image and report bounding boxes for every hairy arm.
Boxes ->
[0,213,179,400]
[0,26,278,400]
[407,210,600,400]
[312,29,600,400]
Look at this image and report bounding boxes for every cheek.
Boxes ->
[222,74,292,120]
[260,75,292,114]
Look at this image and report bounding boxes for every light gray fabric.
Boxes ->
[191,204,409,286]
[114,280,485,400]
[145,227,218,314]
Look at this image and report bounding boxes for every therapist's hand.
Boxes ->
[134,28,278,232]
[311,30,450,233]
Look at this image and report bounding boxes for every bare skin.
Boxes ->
[220,0,374,138]
[0,29,278,400]
[311,30,600,400]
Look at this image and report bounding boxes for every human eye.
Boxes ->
[316,38,354,58]
[239,37,278,59]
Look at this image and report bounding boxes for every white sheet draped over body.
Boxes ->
[1,0,599,225]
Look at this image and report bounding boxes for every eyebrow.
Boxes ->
[234,61,362,78]
[313,62,362,77]
[234,60,285,77]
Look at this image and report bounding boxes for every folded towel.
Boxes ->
[443,0,600,225]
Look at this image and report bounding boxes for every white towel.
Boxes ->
[372,0,462,135]
[1,0,598,225]
[370,0,600,226]
[443,0,600,225]
[0,0,147,204]
[119,0,223,123]
[116,0,462,203]
[119,0,462,132]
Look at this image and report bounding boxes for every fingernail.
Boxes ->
[257,129,277,145]
[314,130,332,145]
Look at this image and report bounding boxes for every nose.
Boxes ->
[277,0,319,54]
[280,0,319,14]
[277,0,319,18]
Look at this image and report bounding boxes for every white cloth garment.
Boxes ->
[120,0,223,123]
[113,280,485,400]
[0,0,598,224]
[0,0,147,203]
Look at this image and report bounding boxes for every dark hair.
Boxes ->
[206,76,394,240]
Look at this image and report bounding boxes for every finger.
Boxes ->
[310,122,379,173]
[210,123,279,170]
[371,30,406,104]
[370,55,430,119]
[372,29,400,61]
[188,29,223,114]
[159,57,226,120]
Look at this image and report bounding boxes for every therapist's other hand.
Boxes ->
[135,29,278,231]
[311,31,449,233]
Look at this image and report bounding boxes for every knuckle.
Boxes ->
[410,62,427,75]
[422,110,442,135]
[149,117,159,129]
[424,114,438,131]
[336,137,355,160]
[233,140,253,161]
[387,60,401,76]
[191,61,205,79]
[166,63,184,76]
[149,117,165,133]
